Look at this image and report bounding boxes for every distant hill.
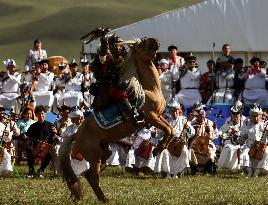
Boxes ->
[0,0,202,68]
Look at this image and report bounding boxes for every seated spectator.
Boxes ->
[58,59,84,108]
[32,59,54,111]
[0,59,21,109]
[0,105,20,176]
[14,83,36,116]
[240,57,268,105]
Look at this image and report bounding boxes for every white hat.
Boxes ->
[80,56,89,64]
[193,103,206,116]
[3,59,16,67]
[158,58,169,65]
[68,108,84,119]
[249,103,262,116]
[167,98,181,110]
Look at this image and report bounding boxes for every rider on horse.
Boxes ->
[90,34,139,125]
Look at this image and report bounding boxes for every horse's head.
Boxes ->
[133,38,160,62]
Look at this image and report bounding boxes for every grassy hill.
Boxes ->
[0,0,202,69]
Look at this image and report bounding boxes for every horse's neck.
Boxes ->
[136,60,161,92]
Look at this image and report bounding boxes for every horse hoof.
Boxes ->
[99,196,111,203]
[137,172,144,177]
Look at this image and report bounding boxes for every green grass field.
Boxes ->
[0,0,202,69]
[1,164,268,205]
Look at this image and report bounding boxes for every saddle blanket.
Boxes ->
[93,104,123,129]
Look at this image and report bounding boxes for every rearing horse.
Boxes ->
[59,38,174,202]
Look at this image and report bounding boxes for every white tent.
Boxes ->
[85,0,268,72]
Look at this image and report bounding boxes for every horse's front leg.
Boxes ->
[144,112,173,156]
[84,160,110,203]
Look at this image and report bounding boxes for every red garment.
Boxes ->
[109,87,128,101]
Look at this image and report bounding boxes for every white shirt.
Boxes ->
[180,68,201,89]
[65,73,83,91]
[35,71,54,91]
[24,49,47,71]
[1,72,21,93]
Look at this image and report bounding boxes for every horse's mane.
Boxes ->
[118,48,144,107]
[118,49,139,84]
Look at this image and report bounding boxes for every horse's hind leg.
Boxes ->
[84,157,109,202]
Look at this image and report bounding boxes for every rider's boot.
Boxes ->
[117,98,141,127]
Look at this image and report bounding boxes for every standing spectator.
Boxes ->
[25,105,55,178]
[233,58,246,99]
[158,58,177,102]
[200,60,216,104]
[24,39,47,71]
[15,107,35,164]
[212,44,236,104]
[175,54,201,106]
[0,59,21,109]
[81,56,96,109]
[240,57,268,105]
[167,45,185,72]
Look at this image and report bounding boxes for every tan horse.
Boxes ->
[59,38,174,202]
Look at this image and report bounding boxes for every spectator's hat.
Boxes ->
[193,102,206,116]
[80,56,90,65]
[167,98,181,110]
[168,45,177,51]
[69,58,78,67]
[185,53,197,62]
[20,83,29,91]
[3,59,16,68]
[69,107,83,119]
[250,56,261,65]
[58,62,67,68]
[231,100,243,115]
[249,103,262,116]
[158,58,169,65]
[40,59,49,64]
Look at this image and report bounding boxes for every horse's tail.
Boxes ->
[59,135,84,201]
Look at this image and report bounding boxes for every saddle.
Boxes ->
[248,141,267,160]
